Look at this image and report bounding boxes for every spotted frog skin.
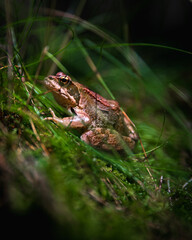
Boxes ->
[44,72,138,151]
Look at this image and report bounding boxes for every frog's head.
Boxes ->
[44,72,80,108]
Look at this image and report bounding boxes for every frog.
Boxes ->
[44,72,138,151]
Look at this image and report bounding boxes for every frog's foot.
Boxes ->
[44,108,90,128]
[44,108,61,122]
[44,108,57,120]
[44,108,68,125]
[81,128,136,151]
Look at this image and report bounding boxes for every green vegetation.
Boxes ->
[0,1,192,239]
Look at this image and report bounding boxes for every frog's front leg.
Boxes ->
[44,108,90,129]
[81,128,136,151]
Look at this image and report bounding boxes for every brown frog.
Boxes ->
[44,72,138,151]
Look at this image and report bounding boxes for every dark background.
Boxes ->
[42,0,192,77]
[52,0,192,51]
[2,0,192,69]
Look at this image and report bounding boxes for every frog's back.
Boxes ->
[77,83,126,130]
[82,87,119,110]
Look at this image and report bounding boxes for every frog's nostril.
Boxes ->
[48,75,55,80]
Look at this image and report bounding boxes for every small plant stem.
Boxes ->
[182,177,192,189]
[158,176,163,192]
[29,118,49,157]
[139,136,157,189]
[102,178,122,208]
[167,178,172,206]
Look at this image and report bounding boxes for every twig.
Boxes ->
[167,178,172,206]
[87,189,107,206]
[182,177,192,189]
[158,175,163,192]
[102,166,137,200]
[29,118,49,157]
[102,178,122,208]
[138,135,157,189]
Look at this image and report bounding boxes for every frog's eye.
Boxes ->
[59,75,71,86]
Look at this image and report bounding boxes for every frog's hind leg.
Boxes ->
[81,128,135,151]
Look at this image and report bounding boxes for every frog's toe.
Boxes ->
[48,108,56,118]
[44,117,54,121]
